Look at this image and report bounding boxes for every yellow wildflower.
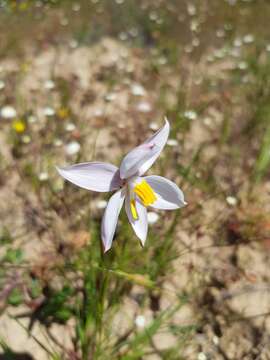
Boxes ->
[57,107,69,119]
[12,120,26,133]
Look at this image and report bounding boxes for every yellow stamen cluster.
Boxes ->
[134,180,157,207]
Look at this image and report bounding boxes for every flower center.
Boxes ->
[133,180,157,207]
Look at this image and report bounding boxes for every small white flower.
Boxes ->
[234,38,242,47]
[198,353,207,360]
[184,110,197,120]
[105,93,117,102]
[57,119,186,252]
[1,106,17,119]
[96,200,108,209]
[54,139,63,147]
[69,39,78,49]
[0,80,5,90]
[226,196,237,206]
[147,212,159,224]
[39,172,49,181]
[72,3,81,11]
[28,115,37,123]
[44,80,55,90]
[65,141,81,155]
[167,139,179,147]
[238,61,248,70]
[22,135,31,144]
[136,101,152,113]
[187,3,196,16]
[43,107,55,117]
[149,122,159,131]
[94,108,104,117]
[243,34,254,44]
[131,83,146,96]
[216,29,225,38]
[65,123,76,132]
[135,315,146,328]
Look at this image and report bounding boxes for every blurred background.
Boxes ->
[0,0,270,359]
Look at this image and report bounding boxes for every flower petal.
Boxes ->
[144,175,186,210]
[119,118,170,179]
[120,143,160,179]
[101,189,125,252]
[56,162,121,192]
[125,194,148,246]
[138,118,170,175]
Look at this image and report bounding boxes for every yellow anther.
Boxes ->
[134,180,157,207]
[130,199,138,220]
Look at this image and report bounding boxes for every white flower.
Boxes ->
[136,101,152,113]
[184,110,197,120]
[65,141,81,155]
[43,107,55,117]
[243,34,254,44]
[0,80,5,90]
[135,315,146,328]
[1,106,17,119]
[44,80,55,90]
[57,119,186,252]
[28,115,37,123]
[167,139,179,147]
[65,123,76,132]
[131,83,146,96]
[96,200,108,209]
[226,196,237,206]
[39,172,49,181]
[149,122,159,131]
[147,212,159,224]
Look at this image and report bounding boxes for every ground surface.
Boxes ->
[0,1,270,359]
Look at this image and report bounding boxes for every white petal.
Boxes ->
[56,162,121,192]
[125,194,148,246]
[144,175,186,210]
[120,143,160,179]
[138,118,170,175]
[102,190,125,252]
[119,118,170,179]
